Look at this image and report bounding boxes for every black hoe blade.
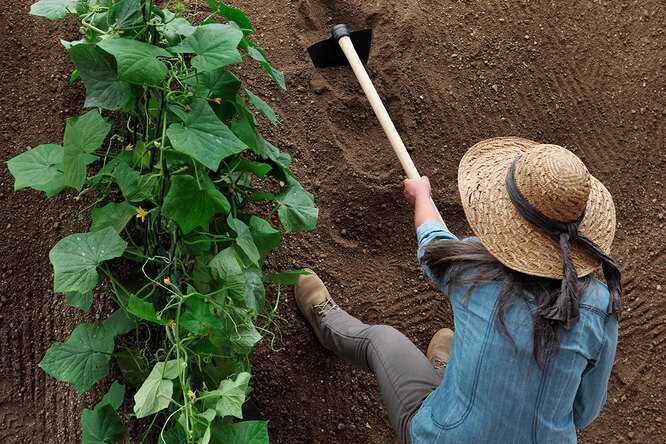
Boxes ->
[307,25,372,68]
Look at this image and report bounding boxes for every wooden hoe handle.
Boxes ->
[337,35,443,222]
[337,36,420,180]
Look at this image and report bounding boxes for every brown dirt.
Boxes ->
[1,0,664,443]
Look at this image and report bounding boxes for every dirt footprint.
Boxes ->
[325,94,402,181]
[296,0,336,31]
[297,0,382,43]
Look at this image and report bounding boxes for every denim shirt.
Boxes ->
[410,221,618,444]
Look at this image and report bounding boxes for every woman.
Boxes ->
[295,137,620,443]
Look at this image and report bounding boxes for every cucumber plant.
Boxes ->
[7,1,318,442]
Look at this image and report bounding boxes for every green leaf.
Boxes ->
[211,421,268,444]
[162,174,230,234]
[91,201,136,233]
[215,3,254,32]
[209,247,243,280]
[229,108,290,170]
[133,360,182,418]
[211,372,250,419]
[96,381,125,410]
[127,294,166,324]
[245,42,286,90]
[182,233,215,258]
[39,178,67,198]
[230,109,260,150]
[244,89,279,125]
[227,216,260,266]
[132,140,152,168]
[230,321,261,349]
[192,259,215,294]
[58,152,96,193]
[276,183,318,232]
[68,43,134,110]
[63,151,89,191]
[49,227,127,294]
[64,109,112,154]
[249,216,281,256]
[38,174,68,197]
[114,162,159,202]
[166,100,247,171]
[97,38,170,85]
[103,309,136,337]
[110,0,142,28]
[222,273,246,303]
[82,404,126,444]
[249,191,277,202]
[200,426,212,444]
[180,293,224,335]
[236,159,271,177]
[160,10,195,43]
[116,347,148,387]
[261,138,292,171]
[30,0,79,19]
[38,323,115,394]
[265,269,311,285]
[187,68,241,102]
[66,290,94,312]
[7,144,62,191]
[170,24,243,72]
[200,408,216,423]
[243,270,265,312]
[62,110,111,190]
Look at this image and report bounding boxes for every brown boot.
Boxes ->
[294,269,338,342]
[427,328,454,370]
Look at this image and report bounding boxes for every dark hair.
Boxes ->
[423,239,591,367]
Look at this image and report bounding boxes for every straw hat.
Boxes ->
[458,137,616,278]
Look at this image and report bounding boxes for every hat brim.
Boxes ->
[458,137,616,279]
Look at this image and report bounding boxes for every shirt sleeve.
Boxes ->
[573,315,619,428]
[416,219,459,285]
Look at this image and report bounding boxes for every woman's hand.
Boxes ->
[403,176,431,207]
[404,176,445,228]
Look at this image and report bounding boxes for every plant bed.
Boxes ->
[7,1,318,442]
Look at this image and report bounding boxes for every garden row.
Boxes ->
[7,0,317,442]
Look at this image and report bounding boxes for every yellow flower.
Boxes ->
[167,320,177,329]
[136,206,148,222]
[73,195,81,202]
[187,389,196,400]
[163,276,172,286]
[211,97,222,105]
[125,143,134,151]
[179,165,189,172]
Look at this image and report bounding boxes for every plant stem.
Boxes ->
[173,301,193,439]
[99,266,131,312]
[81,19,107,35]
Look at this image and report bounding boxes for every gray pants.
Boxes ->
[317,309,443,444]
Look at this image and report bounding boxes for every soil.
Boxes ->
[1,0,664,443]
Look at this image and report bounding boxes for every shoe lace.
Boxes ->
[313,297,339,317]
[430,356,447,370]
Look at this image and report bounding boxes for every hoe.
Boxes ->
[308,24,442,220]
